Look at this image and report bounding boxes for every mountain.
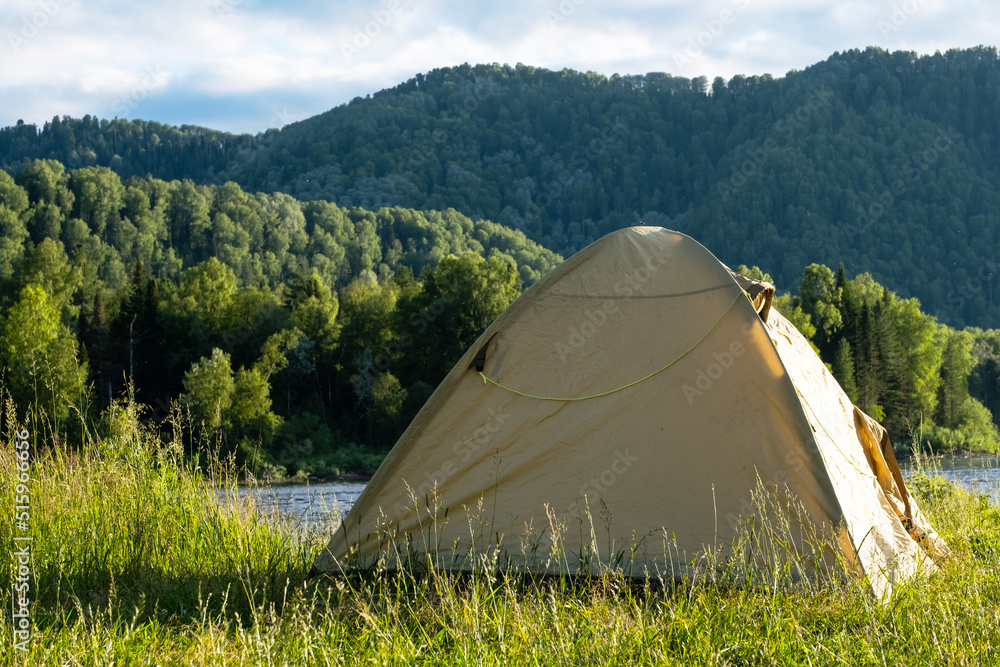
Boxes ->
[4,46,1000,326]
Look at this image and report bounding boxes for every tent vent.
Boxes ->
[472,333,498,372]
[727,268,775,323]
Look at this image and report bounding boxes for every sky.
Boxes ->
[1,0,997,135]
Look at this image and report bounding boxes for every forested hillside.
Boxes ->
[0,117,249,184]
[4,47,1000,327]
[0,160,557,475]
[2,156,1000,470]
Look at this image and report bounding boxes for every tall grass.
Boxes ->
[3,393,1000,664]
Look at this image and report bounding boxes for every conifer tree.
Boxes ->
[832,338,859,403]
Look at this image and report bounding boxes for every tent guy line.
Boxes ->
[477,289,747,402]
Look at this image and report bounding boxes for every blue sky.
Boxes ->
[2,0,997,134]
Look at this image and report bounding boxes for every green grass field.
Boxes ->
[3,397,1000,665]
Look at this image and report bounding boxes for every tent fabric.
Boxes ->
[313,226,948,595]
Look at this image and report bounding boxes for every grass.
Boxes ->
[4,396,1000,664]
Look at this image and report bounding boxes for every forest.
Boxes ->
[5,46,1000,473]
[4,47,1000,327]
[0,160,556,476]
[746,263,1000,455]
[1,157,999,476]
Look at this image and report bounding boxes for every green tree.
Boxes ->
[0,170,29,282]
[734,264,774,284]
[968,329,1000,424]
[69,166,125,241]
[853,304,884,419]
[182,347,234,434]
[1,284,88,427]
[80,291,112,410]
[798,264,842,349]
[110,262,162,401]
[230,367,281,454]
[184,331,299,462]
[773,293,817,340]
[832,338,859,403]
[937,329,976,428]
[955,397,999,451]
[166,179,211,254]
[10,238,81,322]
[886,295,941,427]
[284,271,339,351]
[371,371,407,445]
[253,328,302,379]
[179,257,237,333]
[336,278,399,376]
[349,347,379,446]
[397,252,520,383]
[279,274,338,421]
[772,293,821,356]
[16,159,75,243]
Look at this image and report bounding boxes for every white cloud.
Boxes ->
[0,0,997,133]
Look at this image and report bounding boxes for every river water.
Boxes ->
[219,480,369,531]
[228,457,1000,530]
[901,455,1000,502]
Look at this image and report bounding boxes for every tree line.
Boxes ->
[0,159,554,476]
[4,48,1000,327]
[2,157,999,476]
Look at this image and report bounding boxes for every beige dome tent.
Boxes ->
[313,226,948,597]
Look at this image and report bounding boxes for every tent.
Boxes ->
[313,226,949,596]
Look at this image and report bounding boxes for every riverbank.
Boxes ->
[898,448,1000,461]
[232,470,371,486]
[4,403,1000,664]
